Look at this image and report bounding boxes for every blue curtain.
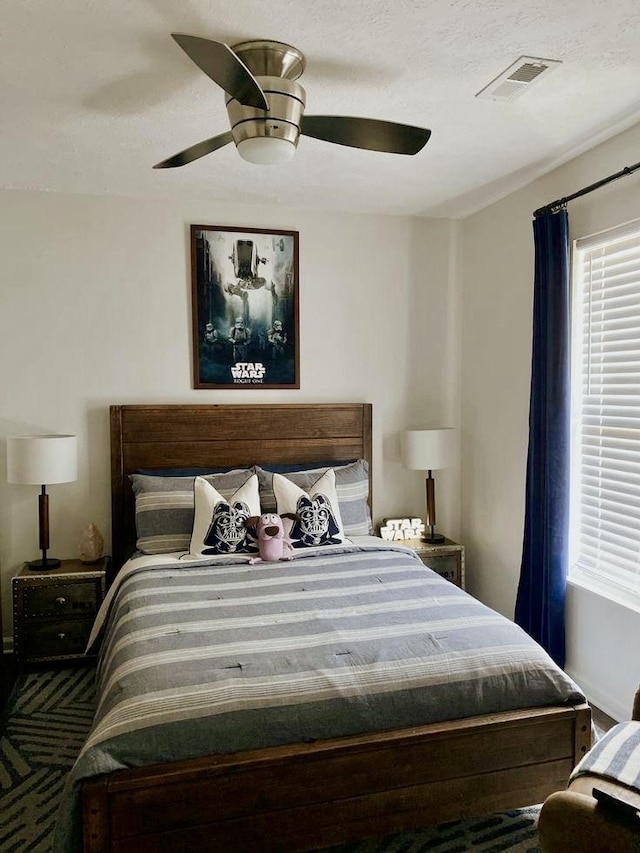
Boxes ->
[515,207,570,668]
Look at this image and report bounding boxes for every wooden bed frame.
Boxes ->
[82,402,591,852]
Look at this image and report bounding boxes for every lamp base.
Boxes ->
[422,533,445,544]
[28,557,61,571]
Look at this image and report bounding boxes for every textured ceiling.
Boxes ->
[2,0,640,218]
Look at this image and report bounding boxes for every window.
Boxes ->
[570,217,640,602]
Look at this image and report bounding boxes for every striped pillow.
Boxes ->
[130,469,254,555]
[256,460,373,537]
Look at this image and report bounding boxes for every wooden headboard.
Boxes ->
[110,403,373,572]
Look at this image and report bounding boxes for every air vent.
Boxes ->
[476,56,562,101]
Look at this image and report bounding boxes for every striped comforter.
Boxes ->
[54,538,584,850]
[571,721,640,790]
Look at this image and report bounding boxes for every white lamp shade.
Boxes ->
[7,434,78,485]
[401,428,454,471]
[236,137,296,165]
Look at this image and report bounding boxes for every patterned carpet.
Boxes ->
[0,666,96,852]
[0,666,541,852]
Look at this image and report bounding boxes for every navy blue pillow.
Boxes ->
[135,466,242,476]
[259,460,355,474]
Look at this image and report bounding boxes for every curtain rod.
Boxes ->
[533,158,640,217]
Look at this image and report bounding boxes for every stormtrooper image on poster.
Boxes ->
[191,226,299,388]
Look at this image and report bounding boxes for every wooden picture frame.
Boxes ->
[190,224,300,389]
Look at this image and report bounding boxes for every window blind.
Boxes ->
[571,218,640,599]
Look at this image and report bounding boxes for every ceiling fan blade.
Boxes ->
[171,34,269,110]
[153,132,233,169]
[300,115,431,155]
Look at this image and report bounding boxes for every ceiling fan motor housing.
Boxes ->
[226,76,306,152]
[231,39,306,81]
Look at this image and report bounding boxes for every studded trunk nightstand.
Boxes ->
[12,558,108,663]
[402,538,465,589]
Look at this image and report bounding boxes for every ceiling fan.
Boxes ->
[153,35,432,168]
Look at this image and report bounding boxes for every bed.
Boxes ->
[64,403,590,852]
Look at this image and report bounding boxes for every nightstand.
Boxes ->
[12,558,108,664]
[402,538,465,589]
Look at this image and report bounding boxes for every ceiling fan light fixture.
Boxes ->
[236,136,296,164]
[154,36,432,169]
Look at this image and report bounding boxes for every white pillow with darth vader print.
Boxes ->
[189,474,260,556]
[272,469,346,549]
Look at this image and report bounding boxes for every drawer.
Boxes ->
[20,579,100,618]
[430,563,458,583]
[22,617,95,660]
[419,553,462,587]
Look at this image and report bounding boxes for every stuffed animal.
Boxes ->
[246,512,299,563]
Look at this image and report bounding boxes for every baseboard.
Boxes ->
[566,666,626,723]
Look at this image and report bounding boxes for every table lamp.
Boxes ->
[401,428,454,544]
[7,434,78,570]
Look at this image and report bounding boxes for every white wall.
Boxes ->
[0,189,459,643]
[459,120,640,720]
[4,127,638,718]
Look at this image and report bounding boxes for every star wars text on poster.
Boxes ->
[230,362,267,383]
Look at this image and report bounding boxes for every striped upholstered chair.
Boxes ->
[539,686,640,852]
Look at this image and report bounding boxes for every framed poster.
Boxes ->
[191,224,299,389]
